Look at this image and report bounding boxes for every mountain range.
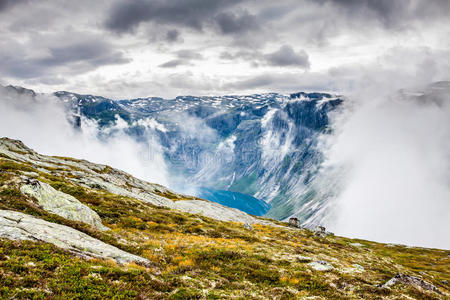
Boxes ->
[48,88,343,224]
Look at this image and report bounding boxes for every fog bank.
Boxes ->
[0,87,168,185]
[323,83,450,249]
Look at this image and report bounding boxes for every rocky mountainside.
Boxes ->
[0,138,271,226]
[0,137,448,299]
[52,89,343,224]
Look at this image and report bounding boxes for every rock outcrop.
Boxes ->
[0,210,148,265]
[380,273,442,294]
[313,225,333,237]
[172,200,273,225]
[288,217,301,228]
[308,260,334,271]
[20,178,108,231]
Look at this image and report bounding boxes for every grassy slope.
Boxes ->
[0,156,449,299]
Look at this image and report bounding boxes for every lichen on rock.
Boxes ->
[308,260,334,271]
[20,178,108,231]
[0,210,149,265]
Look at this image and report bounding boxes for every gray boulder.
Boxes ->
[243,223,254,230]
[313,225,333,237]
[288,217,301,228]
[20,179,108,231]
[0,210,148,265]
[380,273,441,294]
[308,260,334,271]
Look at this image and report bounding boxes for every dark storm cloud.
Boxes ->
[42,42,129,67]
[175,50,203,60]
[104,0,243,33]
[158,49,203,68]
[228,74,275,89]
[159,59,190,68]
[220,45,310,69]
[224,72,330,91]
[265,45,310,68]
[215,10,260,34]
[220,50,256,61]
[321,0,410,27]
[314,0,450,28]
[0,39,129,80]
[0,0,26,12]
[102,0,450,49]
[165,29,181,42]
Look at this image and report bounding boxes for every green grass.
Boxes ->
[0,152,448,299]
[0,159,35,173]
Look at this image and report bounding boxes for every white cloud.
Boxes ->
[0,87,169,185]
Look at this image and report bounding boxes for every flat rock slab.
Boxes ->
[172,200,273,225]
[308,260,334,271]
[0,210,149,265]
[349,242,365,247]
[296,255,313,263]
[381,273,442,294]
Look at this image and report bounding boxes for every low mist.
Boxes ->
[0,87,168,186]
[323,83,450,249]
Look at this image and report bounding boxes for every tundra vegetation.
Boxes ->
[0,138,448,299]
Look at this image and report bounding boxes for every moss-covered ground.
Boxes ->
[0,155,449,299]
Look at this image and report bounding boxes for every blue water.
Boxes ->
[195,187,270,216]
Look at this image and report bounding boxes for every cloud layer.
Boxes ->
[0,0,449,97]
[0,85,169,185]
[321,81,450,249]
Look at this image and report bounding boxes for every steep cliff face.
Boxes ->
[54,91,343,222]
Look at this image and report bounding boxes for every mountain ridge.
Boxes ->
[49,87,344,224]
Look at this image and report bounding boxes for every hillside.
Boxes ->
[0,137,448,299]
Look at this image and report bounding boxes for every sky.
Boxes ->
[1,0,450,98]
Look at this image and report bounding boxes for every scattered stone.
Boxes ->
[20,179,109,231]
[0,210,149,265]
[87,273,102,280]
[315,226,326,232]
[308,260,334,271]
[342,264,365,274]
[386,243,406,247]
[353,264,364,271]
[288,217,300,228]
[243,223,253,230]
[313,226,333,237]
[25,261,36,268]
[380,273,441,294]
[349,242,364,247]
[296,255,312,263]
